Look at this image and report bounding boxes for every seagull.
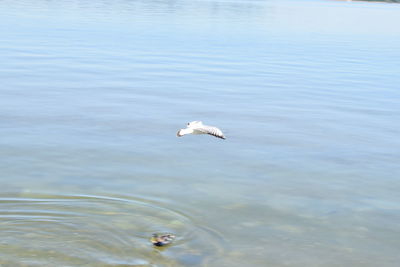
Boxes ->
[177,121,226,139]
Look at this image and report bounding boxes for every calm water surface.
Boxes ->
[1,0,400,266]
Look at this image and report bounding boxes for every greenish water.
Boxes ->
[1,0,400,266]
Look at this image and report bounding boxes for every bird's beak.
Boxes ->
[176,130,182,137]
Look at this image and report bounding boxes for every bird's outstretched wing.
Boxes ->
[195,125,226,139]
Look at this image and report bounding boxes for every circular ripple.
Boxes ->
[0,192,226,266]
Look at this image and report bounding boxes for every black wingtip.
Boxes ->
[207,133,226,140]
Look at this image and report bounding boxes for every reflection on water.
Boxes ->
[1,0,400,266]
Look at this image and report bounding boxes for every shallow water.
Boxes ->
[1,0,400,266]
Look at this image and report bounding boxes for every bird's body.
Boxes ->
[177,121,226,139]
[151,233,176,247]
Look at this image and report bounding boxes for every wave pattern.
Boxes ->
[0,193,226,266]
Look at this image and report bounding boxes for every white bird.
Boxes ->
[177,121,226,140]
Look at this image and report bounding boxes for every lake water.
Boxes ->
[1,0,400,266]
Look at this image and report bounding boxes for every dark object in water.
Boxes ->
[151,233,176,247]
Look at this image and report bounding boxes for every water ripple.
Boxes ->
[0,193,226,266]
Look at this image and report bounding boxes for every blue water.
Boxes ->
[1,0,400,266]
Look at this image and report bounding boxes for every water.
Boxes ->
[1,0,400,266]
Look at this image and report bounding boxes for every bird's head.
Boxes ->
[187,121,202,127]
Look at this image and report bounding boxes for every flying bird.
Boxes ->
[177,121,226,139]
